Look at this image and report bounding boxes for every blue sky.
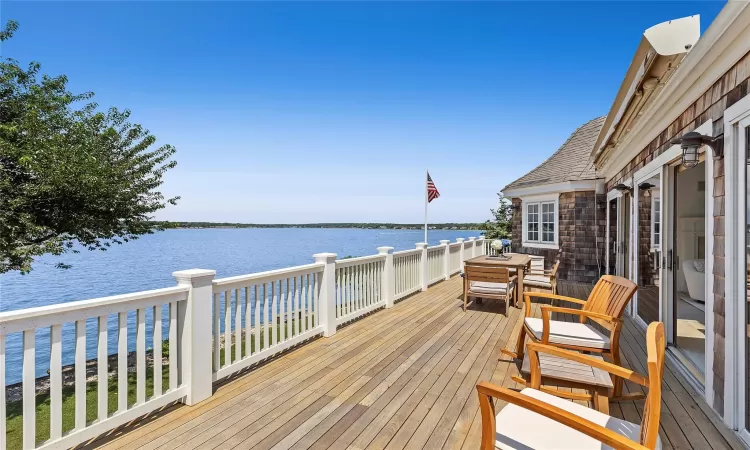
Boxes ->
[1,1,724,223]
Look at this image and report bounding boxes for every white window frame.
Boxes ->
[651,195,661,250]
[521,194,559,249]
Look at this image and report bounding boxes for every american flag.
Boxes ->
[427,172,440,203]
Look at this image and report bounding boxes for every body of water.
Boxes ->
[0,228,481,385]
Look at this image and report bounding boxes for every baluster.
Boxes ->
[23,329,35,449]
[118,312,128,412]
[336,269,343,318]
[234,289,241,362]
[223,290,231,366]
[137,309,146,404]
[153,306,162,398]
[75,320,86,430]
[98,315,108,420]
[296,275,301,335]
[254,285,260,353]
[281,278,288,342]
[307,273,314,328]
[271,281,277,347]
[49,324,62,440]
[213,293,220,370]
[244,287,251,359]
[286,277,300,338]
[341,267,352,317]
[264,283,270,350]
[169,302,177,390]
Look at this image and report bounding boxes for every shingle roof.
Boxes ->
[503,116,606,192]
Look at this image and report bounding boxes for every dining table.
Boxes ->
[464,254,532,307]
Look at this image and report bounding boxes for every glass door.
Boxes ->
[636,175,662,325]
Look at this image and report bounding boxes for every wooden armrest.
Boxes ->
[523,292,586,305]
[522,292,586,316]
[476,382,648,450]
[525,343,647,387]
[540,305,619,324]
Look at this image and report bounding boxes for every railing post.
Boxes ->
[440,240,451,280]
[173,268,215,406]
[456,238,466,262]
[314,253,338,337]
[468,237,477,258]
[416,243,428,291]
[378,247,395,308]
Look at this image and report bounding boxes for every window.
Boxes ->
[652,197,661,249]
[542,202,555,242]
[526,201,555,244]
[527,203,539,241]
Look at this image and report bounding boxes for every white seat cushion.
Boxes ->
[522,274,551,288]
[524,317,610,349]
[495,388,661,449]
[470,281,514,295]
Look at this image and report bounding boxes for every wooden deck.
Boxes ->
[87,277,744,450]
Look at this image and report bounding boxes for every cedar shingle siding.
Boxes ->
[511,192,605,284]
[604,49,750,414]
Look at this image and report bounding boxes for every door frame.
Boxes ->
[627,119,714,403]
[724,94,750,435]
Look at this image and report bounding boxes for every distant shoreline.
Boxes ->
[153,221,485,231]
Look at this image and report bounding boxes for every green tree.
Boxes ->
[0,21,178,273]
[480,192,512,239]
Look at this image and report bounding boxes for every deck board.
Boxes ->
[86,276,742,450]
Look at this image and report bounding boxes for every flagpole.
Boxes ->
[424,170,428,244]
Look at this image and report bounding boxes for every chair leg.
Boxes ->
[501,325,526,360]
[607,350,646,401]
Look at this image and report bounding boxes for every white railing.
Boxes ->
[0,237,484,450]
[449,243,462,274]
[335,254,386,325]
[426,246,445,285]
[210,263,324,382]
[393,249,422,301]
[0,286,190,450]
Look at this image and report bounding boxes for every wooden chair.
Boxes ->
[502,274,638,398]
[477,321,665,450]
[522,261,560,294]
[463,264,516,315]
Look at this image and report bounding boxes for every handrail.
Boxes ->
[212,263,324,291]
[335,253,386,268]
[0,286,189,334]
[393,248,421,257]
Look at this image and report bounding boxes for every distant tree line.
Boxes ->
[152,221,485,231]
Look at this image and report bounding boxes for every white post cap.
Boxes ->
[415,242,428,249]
[439,240,450,245]
[313,253,337,263]
[173,269,216,286]
[377,246,394,254]
[456,238,465,243]
[468,237,476,241]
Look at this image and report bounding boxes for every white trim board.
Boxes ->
[723,94,750,431]
[503,179,604,199]
[597,2,750,180]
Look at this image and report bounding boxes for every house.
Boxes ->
[501,116,606,284]
[504,3,750,443]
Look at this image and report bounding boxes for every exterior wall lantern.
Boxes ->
[638,182,655,197]
[670,131,723,169]
[613,183,633,193]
